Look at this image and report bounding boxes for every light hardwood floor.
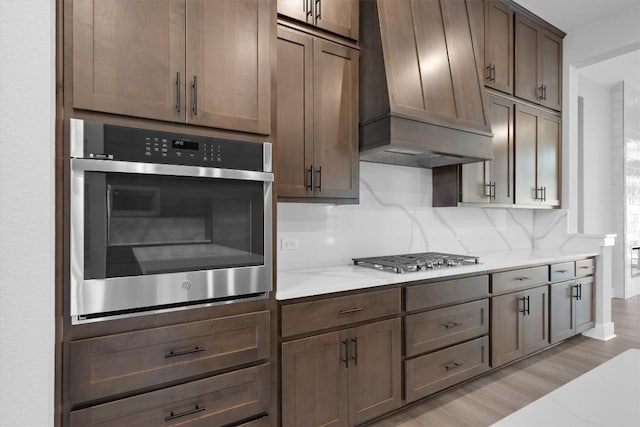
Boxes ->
[371,295,640,427]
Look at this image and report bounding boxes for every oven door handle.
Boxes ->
[71,158,274,182]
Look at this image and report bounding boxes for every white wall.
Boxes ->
[0,1,56,426]
[577,74,613,234]
[278,162,535,271]
[563,5,640,232]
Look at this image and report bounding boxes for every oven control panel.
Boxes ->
[77,120,266,172]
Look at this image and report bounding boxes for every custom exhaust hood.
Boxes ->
[359,0,494,168]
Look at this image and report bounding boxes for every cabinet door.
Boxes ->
[282,331,349,427]
[575,276,595,333]
[186,0,271,134]
[314,0,359,40]
[514,13,540,104]
[485,1,513,94]
[515,103,539,205]
[461,161,489,204]
[349,318,402,426]
[278,0,310,23]
[538,111,561,206]
[522,286,549,356]
[491,292,523,367]
[313,39,359,199]
[540,29,562,111]
[73,0,186,122]
[276,27,314,198]
[488,94,514,204]
[550,281,576,343]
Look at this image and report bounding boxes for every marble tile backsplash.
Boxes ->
[277,162,536,271]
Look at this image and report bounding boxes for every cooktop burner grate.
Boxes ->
[352,252,479,273]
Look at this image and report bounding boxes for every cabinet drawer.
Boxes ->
[576,258,595,277]
[492,266,548,293]
[69,310,270,404]
[70,364,269,427]
[550,261,575,282]
[405,336,489,402]
[406,275,489,312]
[239,415,271,426]
[281,288,400,337]
[406,299,488,357]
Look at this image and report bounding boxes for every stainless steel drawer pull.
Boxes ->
[515,277,530,281]
[444,362,462,371]
[338,307,363,316]
[556,269,568,273]
[442,321,462,329]
[579,266,592,269]
[164,346,206,359]
[165,404,206,421]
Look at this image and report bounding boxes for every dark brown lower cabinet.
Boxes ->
[405,335,489,403]
[281,318,401,427]
[491,285,549,368]
[70,364,270,426]
[550,277,594,343]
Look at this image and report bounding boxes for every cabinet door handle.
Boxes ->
[572,283,580,300]
[338,307,363,316]
[442,321,462,329]
[164,346,206,359]
[165,404,206,422]
[519,296,527,315]
[341,338,349,368]
[491,182,496,200]
[306,0,313,19]
[175,72,181,113]
[543,84,547,100]
[316,166,322,192]
[485,64,492,81]
[351,337,358,366]
[542,186,547,202]
[444,362,462,371]
[537,84,545,100]
[526,295,530,315]
[578,283,583,300]
[491,64,496,82]
[484,182,492,198]
[192,75,198,115]
[306,165,314,191]
[316,0,321,20]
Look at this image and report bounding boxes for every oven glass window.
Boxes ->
[84,172,264,279]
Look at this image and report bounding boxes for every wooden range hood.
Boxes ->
[359,0,493,168]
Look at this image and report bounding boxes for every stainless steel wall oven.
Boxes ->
[69,119,273,323]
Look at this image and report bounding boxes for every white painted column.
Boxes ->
[583,235,617,341]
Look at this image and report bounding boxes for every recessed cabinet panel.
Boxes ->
[538,112,561,206]
[315,0,359,41]
[349,319,402,426]
[186,0,271,134]
[405,336,489,402]
[485,1,513,94]
[73,0,186,122]
[313,40,359,199]
[540,30,562,110]
[522,285,549,355]
[575,276,595,333]
[550,281,576,343]
[515,103,540,205]
[276,28,314,197]
[277,0,309,23]
[282,331,349,427]
[491,292,522,367]
[515,14,540,104]
[70,364,270,427]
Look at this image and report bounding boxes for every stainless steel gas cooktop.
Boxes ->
[352,252,479,274]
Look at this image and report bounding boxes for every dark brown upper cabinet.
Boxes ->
[277,0,359,40]
[515,12,563,111]
[73,0,272,135]
[276,26,359,202]
[484,1,514,94]
[460,93,514,205]
[514,102,561,207]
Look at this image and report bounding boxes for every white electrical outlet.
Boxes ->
[281,238,299,250]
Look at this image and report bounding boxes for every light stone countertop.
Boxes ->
[276,248,599,300]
